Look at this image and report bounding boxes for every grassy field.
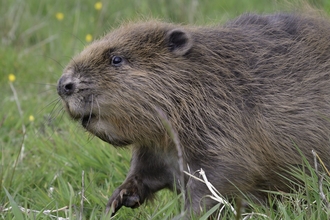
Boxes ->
[1,0,330,219]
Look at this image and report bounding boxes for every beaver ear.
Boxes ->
[166,28,192,56]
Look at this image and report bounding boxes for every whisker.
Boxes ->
[36,88,58,95]
[95,98,101,119]
[71,57,80,72]
[56,108,66,123]
[50,103,65,122]
[86,94,95,128]
[42,55,66,69]
[90,94,95,124]
[29,82,58,87]
[95,98,102,133]
[38,98,62,117]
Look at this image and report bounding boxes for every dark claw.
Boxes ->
[105,188,141,216]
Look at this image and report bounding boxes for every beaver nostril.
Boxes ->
[64,83,74,93]
[57,76,76,97]
[62,82,75,96]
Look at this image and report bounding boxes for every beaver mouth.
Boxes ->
[81,113,96,128]
[81,114,133,146]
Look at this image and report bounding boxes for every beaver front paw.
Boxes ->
[106,185,141,216]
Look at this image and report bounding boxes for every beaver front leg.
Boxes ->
[106,146,180,216]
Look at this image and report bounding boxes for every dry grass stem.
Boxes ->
[1,206,70,219]
[79,170,85,220]
[9,82,26,162]
[312,150,330,210]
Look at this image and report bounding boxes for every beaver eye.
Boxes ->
[111,56,123,66]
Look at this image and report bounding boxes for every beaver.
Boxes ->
[57,12,330,216]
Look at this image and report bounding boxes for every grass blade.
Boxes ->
[3,187,25,220]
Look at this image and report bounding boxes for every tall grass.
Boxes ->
[1,0,330,219]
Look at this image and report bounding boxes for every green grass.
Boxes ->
[1,0,330,219]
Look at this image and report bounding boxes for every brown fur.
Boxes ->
[57,13,330,216]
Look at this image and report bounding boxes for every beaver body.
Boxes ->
[58,13,330,215]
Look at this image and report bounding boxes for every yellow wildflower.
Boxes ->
[8,74,16,82]
[56,12,64,21]
[85,34,93,43]
[29,115,35,122]
[94,2,102,10]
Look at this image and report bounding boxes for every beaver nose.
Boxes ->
[57,75,76,97]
